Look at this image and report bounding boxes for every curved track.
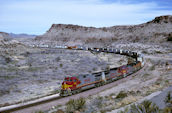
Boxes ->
[0,46,145,113]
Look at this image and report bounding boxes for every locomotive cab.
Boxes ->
[60,77,81,96]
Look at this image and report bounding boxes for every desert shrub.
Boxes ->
[119,100,159,113]
[163,92,172,112]
[167,33,172,41]
[5,57,12,63]
[154,17,161,23]
[164,91,172,106]
[110,93,115,97]
[170,17,172,23]
[0,90,10,96]
[93,96,103,108]
[102,27,107,32]
[130,100,159,113]
[142,50,147,54]
[100,110,106,113]
[149,65,155,71]
[24,51,30,57]
[116,91,128,99]
[155,77,163,85]
[27,67,39,72]
[155,51,162,54]
[164,20,168,23]
[92,67,97,71]
[118,107,129,113]
[105,66,110,71]
[35,111,44,113]
[59,64,63,67]
[128,57,134,64]
[142,73,150,78]
[163,107,172,113]
[55,57,61,62]
[128,90,136,96]
[56,109,64,113]
[65,97,86,113]
[133,36,140,42]
[167,36,172,41]
[119,92,172,113]
[111,37,118,41]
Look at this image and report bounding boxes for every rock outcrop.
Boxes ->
[0,32,11,41]
[35,15,172,46]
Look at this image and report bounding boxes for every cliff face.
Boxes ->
[35,15,172,46]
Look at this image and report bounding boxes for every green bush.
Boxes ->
[94,96,103,108]
[164,91,172,105]
[119,91,172,113]
[154,17,161,23]
[65,97,86,113]
[60,64,63,67]
[167,36,172,41]
[5,57,12,63]
[116,91,128,99]
[167,33,172,41]
[35,111,44,113]
[149,65,155,71]
[119,100,159,113]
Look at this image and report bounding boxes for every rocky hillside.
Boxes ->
[0,31,127,106]
[0,32,11,41]
[35,15,172,46]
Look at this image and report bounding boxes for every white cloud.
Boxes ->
[0,0,171,34]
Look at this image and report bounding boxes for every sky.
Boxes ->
[0,0,172,35]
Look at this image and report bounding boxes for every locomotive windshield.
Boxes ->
[65,77,73,82]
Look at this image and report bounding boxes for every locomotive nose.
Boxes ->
[62,81,72,90]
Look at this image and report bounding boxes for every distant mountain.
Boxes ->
[35,15,172,46]
[9,33,36,38]
[0,32,36,40]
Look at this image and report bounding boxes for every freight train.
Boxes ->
[60,46,144,96]
[31,44,144,96]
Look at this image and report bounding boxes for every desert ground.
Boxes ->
[0,15,172,112]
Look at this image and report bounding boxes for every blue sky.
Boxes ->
[0,0,172,35]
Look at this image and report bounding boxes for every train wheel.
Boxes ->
[76,88,81,93]
[72,90,76,95]
[101,82,106,85]
[95,83,99,87]
[103,81,106,85]
[95,83,101,87]
[76,89,79,93]
[109,79,113,83]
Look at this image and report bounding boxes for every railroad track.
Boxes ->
[0,46,145,113]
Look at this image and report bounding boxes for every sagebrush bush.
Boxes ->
[35,111,44,113]
[167,36,172,41]
[119,100,159,113]
[116,91,128,99]
[65,97,86,113]
[167,33,172,41]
